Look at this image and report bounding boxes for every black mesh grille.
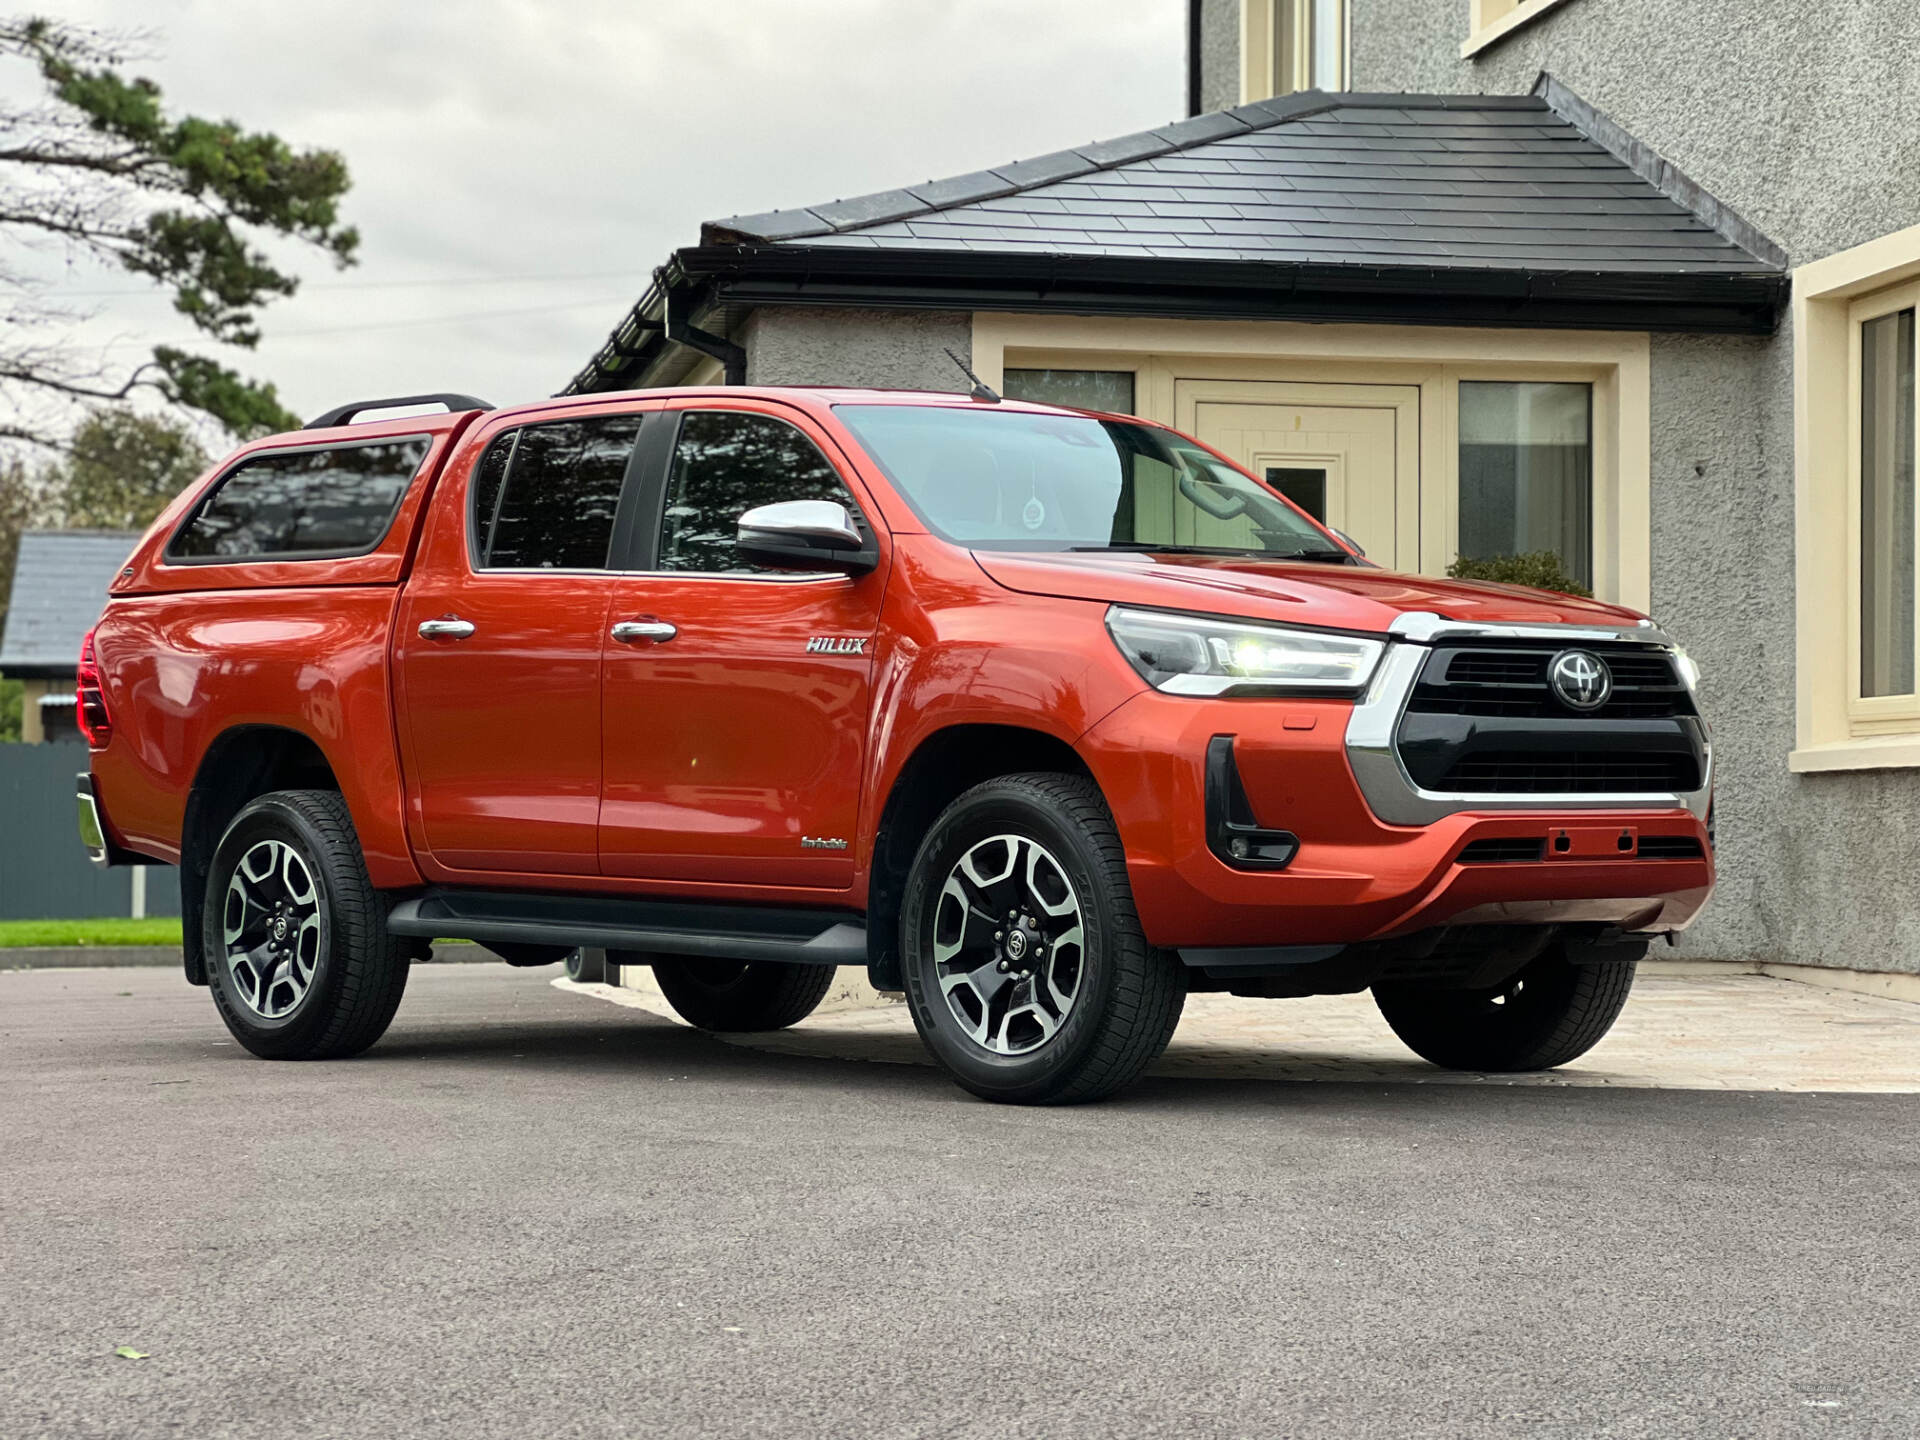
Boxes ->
[1458,837,1547,863]
[1436,750,1701,794]
[1410,645,1691,720]
[1636,836,1706,860]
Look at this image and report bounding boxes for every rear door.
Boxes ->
[394,407,651,876]
[597,401,887,889]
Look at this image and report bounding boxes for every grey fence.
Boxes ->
[0,741,181,920]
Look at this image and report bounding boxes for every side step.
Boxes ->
[387,889,867,967]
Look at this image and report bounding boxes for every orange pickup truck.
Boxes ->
[77,387,1712,1102]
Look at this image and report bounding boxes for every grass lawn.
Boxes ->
[0,917,185,948]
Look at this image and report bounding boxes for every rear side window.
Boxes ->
[472,414,642,570]
[170,438,431,560]
[659,411,859,573]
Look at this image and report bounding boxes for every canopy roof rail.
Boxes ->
[303,393,495,430]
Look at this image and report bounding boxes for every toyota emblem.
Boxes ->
[1548,650,1612,711]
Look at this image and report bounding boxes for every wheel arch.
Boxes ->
[864,722,1099,991]
[178,725,344,985]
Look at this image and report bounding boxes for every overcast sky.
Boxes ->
[19,0,1180,432]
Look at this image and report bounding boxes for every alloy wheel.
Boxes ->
[222,839,324,1019]
[931,833,1086,1056]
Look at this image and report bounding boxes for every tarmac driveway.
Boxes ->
[3,964,1917,1439]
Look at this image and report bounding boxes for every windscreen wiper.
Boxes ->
[1069,542,1354,563]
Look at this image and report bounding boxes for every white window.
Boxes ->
[1462,0,1579,59]
[1791,225,1920,772]
[1851,285,1918,712]
[1241,0,1346,103]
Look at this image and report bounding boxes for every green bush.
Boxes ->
[0,677,21,743]
[1446,551,1592,598]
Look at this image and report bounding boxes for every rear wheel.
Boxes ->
[900,773,1185,1105]
[649,957,837,1032]
[1373,946,1636,1072]
[204,789,409,1060]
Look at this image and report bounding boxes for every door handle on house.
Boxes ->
[610,620,677,644]
[417,617,476,640]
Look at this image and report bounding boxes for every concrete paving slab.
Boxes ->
[572,968,1920,1093]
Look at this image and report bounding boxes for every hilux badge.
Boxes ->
[1548,650,1612,711]
[806,637,868,655]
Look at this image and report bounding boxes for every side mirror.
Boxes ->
[1330,527,1366,558]
[736,499,877,575]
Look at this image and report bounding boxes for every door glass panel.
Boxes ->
[479,415,640,570]
[1266,466,1328,523]
[659,411,858,574]
[1458,381,1593,590]
[1861,307,1917,698]
[1002,369,1135,415]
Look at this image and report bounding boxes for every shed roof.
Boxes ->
[0,531,138,678]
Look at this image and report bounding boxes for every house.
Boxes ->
[565,0,1920,977]
[0,531,139,743]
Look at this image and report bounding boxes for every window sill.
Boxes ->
[1788,735,1920,774]
[1461,0,1577,58]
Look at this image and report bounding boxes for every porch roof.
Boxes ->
[706,90,1773,275]
[567,79,1786,395]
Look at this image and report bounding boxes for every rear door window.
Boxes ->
[169,438,431,560]
[472,414,643,570]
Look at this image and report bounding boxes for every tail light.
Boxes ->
[76,628,112,748]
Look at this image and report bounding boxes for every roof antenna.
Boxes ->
[944,348,1000,403]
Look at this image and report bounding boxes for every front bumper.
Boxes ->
[1077,620,1714,953]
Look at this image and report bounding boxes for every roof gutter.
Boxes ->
[563,259,745,396]
[564,242,1787,395]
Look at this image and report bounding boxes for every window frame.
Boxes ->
[1790,222,1920,773]
[643,404,878,583]
[1455,377,1597,593]
[1240,0,1346,104]
[164,434,432,566]
[1845,278,1920,729]
[1461,0,1579,60]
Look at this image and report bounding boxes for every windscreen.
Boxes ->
[834,405,1339,557]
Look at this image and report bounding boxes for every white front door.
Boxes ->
[1178,380,1421,570]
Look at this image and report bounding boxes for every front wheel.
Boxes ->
[1373,947,1636,1072]
[204,789,410,1060]
[900,773,1185,1105]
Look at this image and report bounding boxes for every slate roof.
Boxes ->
[0,531,138,677]
[704,90,1777,275]
[567,83,1787,395]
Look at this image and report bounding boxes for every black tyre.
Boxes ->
[1373,947,1636,1072]
[203,789,409,1060]
[650,957,837,1032]
[900,773,1185,1105]
[565,947,608,984]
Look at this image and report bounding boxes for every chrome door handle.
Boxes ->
[610,620,677,644]
[417,617,476,640]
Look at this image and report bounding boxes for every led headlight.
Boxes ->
[1106,606,1385,697]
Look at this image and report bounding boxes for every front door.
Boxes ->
[1178,380,1420,569]
[598,404,885,890]
[394,410,646,875]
